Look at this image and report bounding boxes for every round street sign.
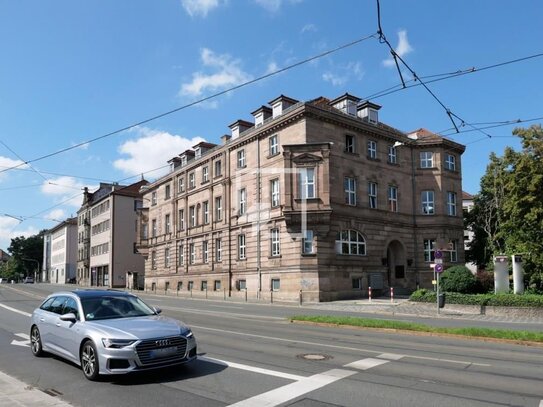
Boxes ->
[435,264,444,273]
[435,250,443,259]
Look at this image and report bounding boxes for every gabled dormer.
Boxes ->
[269,95,299,118]
[357,101,382,124]
[251,105,273,127]
[192,141,217,159]
[168,156,182,172]
[179,149,195,167]
[228,120,253,139]
[330,93,361,116]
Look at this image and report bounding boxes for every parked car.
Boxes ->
[30,289,197,380]
[23,276,34,284]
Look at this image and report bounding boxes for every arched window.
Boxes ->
[336,230,366,255]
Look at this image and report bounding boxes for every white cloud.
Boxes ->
[254,0,302,13]
[383,30,413,67]
[180,48,252,101]
[322,72,348,87]
[0,216,39,251]
[0,156,26,182]
[301,23,316,34]
[46,209,66,222]
[322,61,365,87]
[181,0,223,17]
[265,61,279,74]
[114,127,205,178]
[41,176,89,207]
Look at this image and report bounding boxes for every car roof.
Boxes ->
[48,289,133,299]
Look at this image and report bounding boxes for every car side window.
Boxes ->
[63,297,80,320]
[40,297,56,312]
[48,296,67,315]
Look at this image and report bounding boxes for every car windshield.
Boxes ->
[81,295,156,321]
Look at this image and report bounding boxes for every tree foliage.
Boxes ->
[467,125,543,291]
[440,265,478,294]
[0,232,46,280]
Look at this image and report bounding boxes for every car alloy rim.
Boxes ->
[82,344,96,376]
[31,328,40,353]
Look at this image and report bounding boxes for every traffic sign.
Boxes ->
[435,264,444,273]
[435,250,443,259]
[435,258,443,264]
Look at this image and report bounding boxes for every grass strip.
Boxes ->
[290,315,543,343]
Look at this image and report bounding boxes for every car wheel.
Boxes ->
[30,326,44,357]
[81,341,100,381]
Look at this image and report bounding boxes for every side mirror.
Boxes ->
[60,313,77,323]
[153,306,162,315]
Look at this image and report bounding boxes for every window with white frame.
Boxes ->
[203,201,209,224]
[188,281,194,290]
[202,166,209,183]
[238,234,246,260]
[271,228,280,256]
[215,238,222,261]
[422,190,435,215]
[335,230,366,255]
[344,177,356,205]
[271,178,280,207]
[237,149,246,168]
[238,279,246,290]
[214,160,222,177]
[345,134,355,153]
[203,241,208,263]
[368,182,377,209]
[271,278,280,291]
[215,196,222,221]
[298,167,315,199]
[238,188,247,215]
[214,280,221,291]
[189,172,195,189]
[367,140,377,159]
[447,191,457,216]
[178,244,184,266]
[388,185,398,212]
[151,219,157,237]
[445,154,456,171]
[388,145,397,164]
[151,192,157,206]
[189,243,195,264]
[449,240,458,262]
[178,177,184,193]
[423,239,436,262]
[178,209,185,230]
[165,214,171,234]
[189,206,196,227]
[302,230,314,254]
[201,281,207,291]
[165,248,170,267]
[269,134,279,156]
[420,151,434,168]
[151,251,156,269]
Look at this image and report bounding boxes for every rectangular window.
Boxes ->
[178,178,184,193]
[203,241,208,263]
[302,230,314,254]
[214,160,222,177]
[201,281,207,291]
[177,281,183,291]
[189,206,196,227]
[420,151,434,168]
[447,191,457,216]
[424,239,436,262]
[269,135,279,156]
[215,238,222,262]
[344,177,356,206]
[352,277,362,289]
[368,182,377,209]
[189,243,195,264]
[445,154,456,171]
[188,281,194,291]
[203,201,209,224]
[367,140,377,159]
[450,240,458,262]
[215,196,222,221]
[422,190,435,215]
[165,214,171,234]
[178,209,185,230]
[299,168,315,199]
[165,184,171,199]
[345,134,355,153]
[214,280,221,291]
[189,172,195,189]
[238,279,246,290]
[151,251,156,269]
[388,185,398,212]
[271,228,280,256]
[178,244,184,266]
[388,145,397,164]
[202,166,209,183]
[237,149,246,168]
[238,234,246,260]
[151,192,157,206]
[239,188,247,215]
[271,278,280,291]
[165,248,170,267]
[271,179,280,207]
[151,219,157,237]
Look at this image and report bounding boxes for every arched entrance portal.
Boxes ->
[386,240,406,287]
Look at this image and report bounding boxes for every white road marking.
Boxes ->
[344,358,389,370]
[539,400,543,407]
[15,333,29,340]
[378,353,405,360]
[192,325,491,367]
[206,304,245,310]
[0,303,32,317]
[227,368,356,407]
[10,333,31,347]
[199,356,305,381]
[162,305,284,321]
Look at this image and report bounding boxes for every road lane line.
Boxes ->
[0,303,31,317]
[227,368,356,407]
[378,353,405,360]
[192,324,491,367]
[345,358,389,370]
[199,356,305,381]
[15,333,30,340]
[161,305,284,320]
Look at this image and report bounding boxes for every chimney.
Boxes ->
[269,95,299,118]
[221,134,232,144]
[357,101,382,124]
[228,120,253,139]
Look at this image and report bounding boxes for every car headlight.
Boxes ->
[102,338,136,348]
[181,328,193,339]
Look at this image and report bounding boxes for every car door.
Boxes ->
[53,297,81,363]
[38,296,67,349]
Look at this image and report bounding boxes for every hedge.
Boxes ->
[409,289,543,307]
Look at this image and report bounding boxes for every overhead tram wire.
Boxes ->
[0,32,378,177]
[438,115,543,137]
[0,140,49,181]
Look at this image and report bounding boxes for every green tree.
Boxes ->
[440,265,478,293]
[6,232,45,278]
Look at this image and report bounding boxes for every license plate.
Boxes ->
[150,347,177,358]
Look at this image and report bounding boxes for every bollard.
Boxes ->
[245,289,248,302]
[205,287,208,299]
[270,289,273,304]
[190,288,193,298]
[390,287,394,303]
[299,289,302,306]
[368,286,372,303]
[224,288,226,301]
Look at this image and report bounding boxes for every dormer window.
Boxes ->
[181,156,187,166]
[194,148,201,159]
[357,101,381,124]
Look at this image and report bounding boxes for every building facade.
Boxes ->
[42,218,78,284]
[77,181,147,288]
[137,93,466,302]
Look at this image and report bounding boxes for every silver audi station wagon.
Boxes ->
[30,289,197,380]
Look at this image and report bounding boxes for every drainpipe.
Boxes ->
[410,144,419,286]
[256,136,262,299]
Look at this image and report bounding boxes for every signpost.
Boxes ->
[433,251,444,314]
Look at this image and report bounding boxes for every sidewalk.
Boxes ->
[0,371,72,407]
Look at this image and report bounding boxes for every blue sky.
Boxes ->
[1,0,542,250]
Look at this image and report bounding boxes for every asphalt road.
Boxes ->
[1,284,542,407]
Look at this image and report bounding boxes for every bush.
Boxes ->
[475,270,494,293]
[440,265,478,293]
[409,289,543,307]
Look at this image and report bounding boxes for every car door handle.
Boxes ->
[56,322,61,327]
[40,318,45,322]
